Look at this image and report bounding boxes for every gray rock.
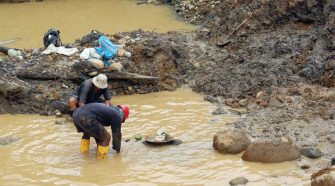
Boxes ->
[238,99,248,107]
[229,177,249,185]
[300,147,322,159]
[212,107,227,115]
[54,110,62,118]
[213,129,251,154]
[225,98,234,106]
[0,135,20,145]
[267,96,284,108]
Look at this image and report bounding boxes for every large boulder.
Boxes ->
[311,167,335,186]
[213,129,251,154]
[242,137,301,163]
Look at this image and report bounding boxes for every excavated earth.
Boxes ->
[1,0,335,164]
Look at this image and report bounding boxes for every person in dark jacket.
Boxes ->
[68,74,112,116]
[73,103,129,159]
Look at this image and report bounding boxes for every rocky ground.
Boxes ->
[1,0,335,168]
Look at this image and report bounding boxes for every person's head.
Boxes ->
[92,74,108,89]
[118,105,129,123]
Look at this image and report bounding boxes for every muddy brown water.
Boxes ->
[0,88,314,185]
[0,0,195,50]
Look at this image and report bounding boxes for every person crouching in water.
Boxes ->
[72,103,129,159]
[68,74,112,117]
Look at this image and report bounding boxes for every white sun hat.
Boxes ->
[92,74,108,89]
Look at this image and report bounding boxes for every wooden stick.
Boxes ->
[230,13,254,36]
[0,38,21,45]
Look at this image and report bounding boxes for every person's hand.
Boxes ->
[112,146,120,153]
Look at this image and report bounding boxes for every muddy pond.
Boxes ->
[0,0,195,49]
[0,0,317,185]
[0,88,313,185]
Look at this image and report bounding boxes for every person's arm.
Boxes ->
[111,126,121,153]
[104,99,111,106]
[103,89,112,105]
[79,82,90,107]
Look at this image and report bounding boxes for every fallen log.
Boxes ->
[16,65,159,82]
[0,38,20,46]
[0,45,10,54]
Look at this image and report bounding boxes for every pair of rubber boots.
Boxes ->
[80,139,109,159]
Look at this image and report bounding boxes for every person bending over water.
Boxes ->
[72,103,129,159]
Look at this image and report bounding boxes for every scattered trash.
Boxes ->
[94,35,132,66]
[143,128,183,146]
[7,49,23,60]
[42,44,78,56]
[80,48,101,60]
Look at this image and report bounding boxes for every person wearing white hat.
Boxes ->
[68,74,112,116]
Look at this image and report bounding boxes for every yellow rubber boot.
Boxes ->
[80,139,90,153]
[97,145,109,159]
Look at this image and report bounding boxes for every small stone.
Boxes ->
[300,147,322,159]
[47,55,53,61]
[135,134,142,141]
[212,107,227,115]
[225,98,234,106]
[286,96,294,103]
[276,95,286,103]
[32,49,40,55]
[259,100,268,107]
[88,71,98,76]
[54,120,66,125]
[232,102,240,108]
[301,164,311,170]
[238,99,248,107]
[256,91,264,99]
[125,138,130,142]
[268,96,284,108]
[229,177,249,185]
[128,86,133,91]
[54,110,62,118]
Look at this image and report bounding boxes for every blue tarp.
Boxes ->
[94,35,119,66]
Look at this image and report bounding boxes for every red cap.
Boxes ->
[118,105,129,123]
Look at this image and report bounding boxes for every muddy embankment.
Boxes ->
[167,0,335,161]
[1,0,335,163]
